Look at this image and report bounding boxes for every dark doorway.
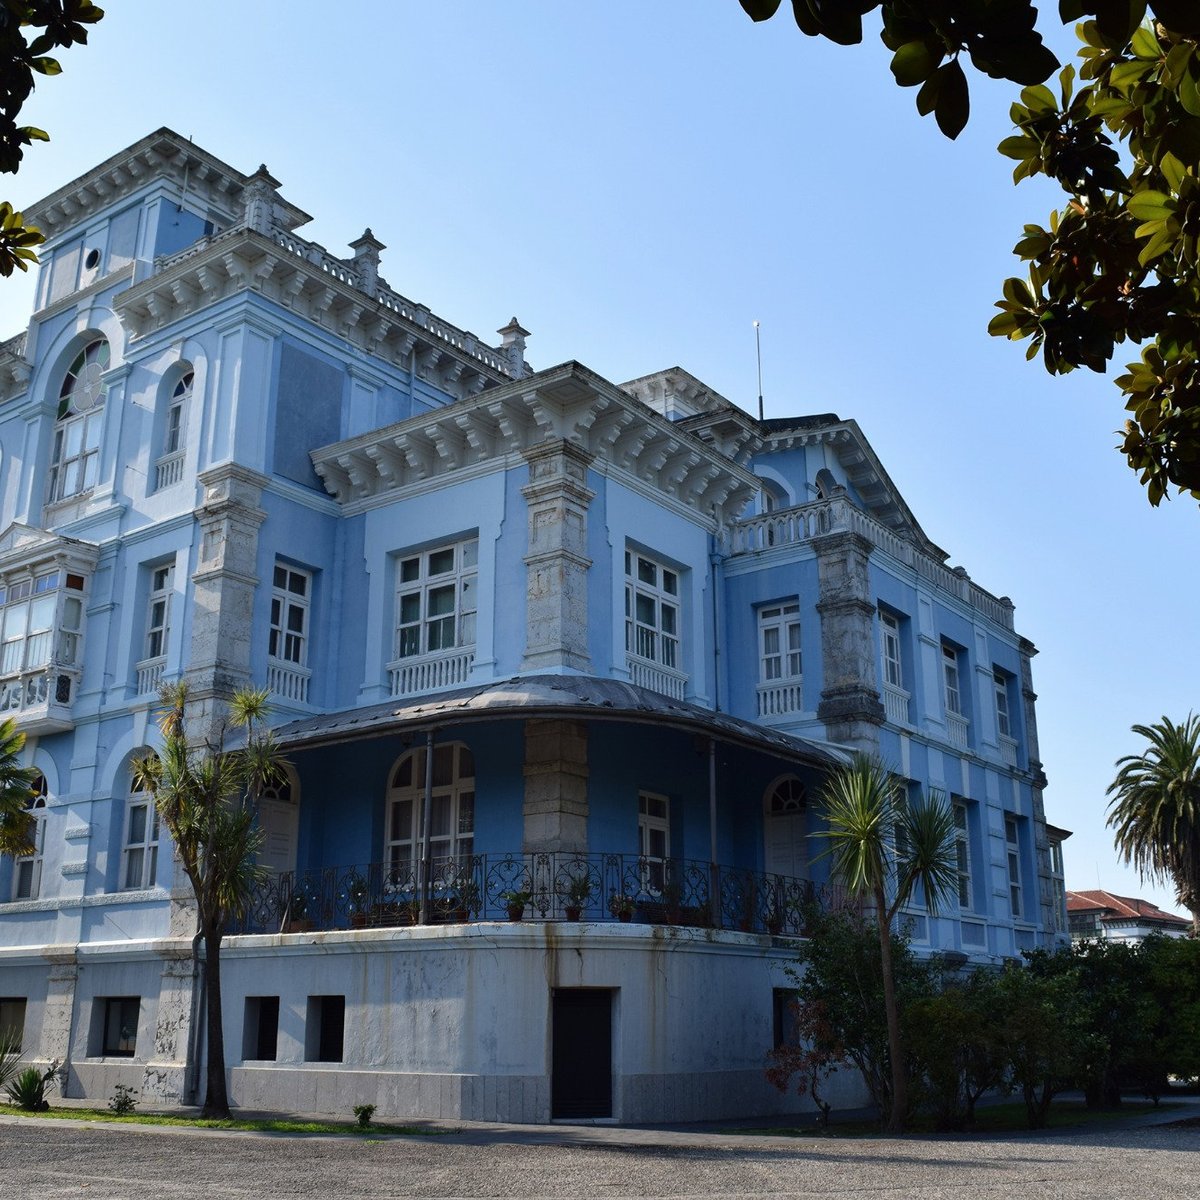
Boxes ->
[551,989,613,1119]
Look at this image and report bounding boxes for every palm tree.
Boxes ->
[0,718,40,860]
[816,753,958,1133]
[1107,715,1200,936]
[132,683,285,1119]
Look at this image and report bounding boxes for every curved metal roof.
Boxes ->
[272,673,848,769]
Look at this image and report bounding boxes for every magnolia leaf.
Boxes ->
[739,0,783,17]
[891,40,937,88]
[1130,26,1161,62]
[998,135,1035,161]
[934,60,969,140]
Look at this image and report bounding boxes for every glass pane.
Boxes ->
[460,575,476,612]
[398,627,420,657]
[286,603,305,634]
[430,795,450,838]
[400,557,419,583]
[462,540,478,568]
[457,746,474,778]
[65,418,84,458]
[128,804,147,844]
[763,628,780,656]
[273,565,287,588]
[460,611,476,646]
[635,594,655,625]
[432,745,453,787]
[400,592,421,623]
[427,585,454,617]
[637,557,656,585]
[458,791,474,835]
[287,572,306,597]
[662,570,678,595]
[393,757,412,788]
[29,596,53,634]
[125,847,145,889]
[391,798,413,840]
[3,603,27,639]
[429,548,454,576]
[427,615,454,651]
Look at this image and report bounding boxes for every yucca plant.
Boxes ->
[6,1063,55,1111]
[0,1026,22,1090]
[815,753,957,1134]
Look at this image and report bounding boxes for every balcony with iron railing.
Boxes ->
[235,851,851,938]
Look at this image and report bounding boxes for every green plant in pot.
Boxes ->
[561,874,591,920]
[501,890,531,921]
[608,892,635,922]
[454,880,480,921]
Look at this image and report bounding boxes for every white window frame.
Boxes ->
[12,775,46,901]
[953,799,972,909]
[121,778,159,891]
[624,550,680,670]
[638,791,670,893]
[994,669,1011,738]
[1006,815,1023,918]
[385,743,475,882]
[49,339,109,504]
[164,372,190,456]
[269,564,310,667]
[880,612,903,690]
[144,564,173,662]
[394,539,477,661]
[759,603,801,684]
[942,643,962,717]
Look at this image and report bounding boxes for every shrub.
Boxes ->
[353,1102,376,1128]
[108,1083,139,1115]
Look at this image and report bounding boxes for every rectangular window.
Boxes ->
[638,792,670,893]
[100,997,140,1057]
[242,996,280,1062]
[305,995,345,1063]
[269,564,310,666]
[759,603,801,683]
[122,787,159,890]
[953,800,972,909]
[942,643,962,716]
[0,571,86,692]
[880,612,903,689]
[624,550,680,669]
[994,670,1011,738]
[0,998,26,1051]
[145,564,173,661]
[395,539,477,660]
[12,780,46,902]
[1006,815,1023,918]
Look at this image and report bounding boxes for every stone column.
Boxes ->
[497,317,530,377]
[523,719,589,853]
[1018,637,1056,933]
[242,165,281,235]
[142,946,196,1102]
[521,439,594,673]
[40,948,78,1092]
[814,525,884,750]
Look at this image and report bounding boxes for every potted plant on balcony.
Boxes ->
[451,880,480,923]
[608,892,636,923]
[561,874,591,921]
[501,890,531,921]
[345,871,370,928]
[283,888,311,934]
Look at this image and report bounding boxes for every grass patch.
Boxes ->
[734,1098,1179,1139]
[4,1106,445,1137]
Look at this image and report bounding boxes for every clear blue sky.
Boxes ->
[3,1,1195,915]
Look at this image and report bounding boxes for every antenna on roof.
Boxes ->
[753,320,763,422]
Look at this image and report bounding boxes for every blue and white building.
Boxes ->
[0,130,1068,1123]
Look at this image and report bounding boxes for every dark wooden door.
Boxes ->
[551,989,612,1119]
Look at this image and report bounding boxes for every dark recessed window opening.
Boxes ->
[305,995,344,1063]
[242,996,280,1062]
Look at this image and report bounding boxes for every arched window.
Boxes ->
[763,775,808,881]
[49,338,109,502]
[386,743,474,883]
[814,468,838,500]
[155,369,191,490]
[12,773,47,900]
[121,765,159,890]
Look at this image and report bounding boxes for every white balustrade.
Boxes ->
[757,681,803,718]
[135,656,166,696]
[388,649,475,698]
[627,656,688,701]
[999,735,1019,767]
[267,659,311,704]
[726,497,1014,630]
[947,713,970,750]
[155,451,185,490]
[882,684,911,726]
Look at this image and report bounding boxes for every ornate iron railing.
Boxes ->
[235,852,849,937]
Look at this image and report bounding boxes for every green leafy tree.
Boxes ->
[769,904,931,1122]
[132,683,285,1120]
[1140,933,1200,1088]
[1106,714,1200,934]
[0,2,104,277]
[737,4,1200,503]
[815,754,958,1132]
[0,716,41,859]
[905,965,1009,1130]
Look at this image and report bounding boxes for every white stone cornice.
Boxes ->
[310,361,758,526]
[115,226,512,403]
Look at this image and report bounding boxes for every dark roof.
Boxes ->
[272,674,848,768]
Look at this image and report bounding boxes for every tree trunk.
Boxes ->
[876,886,906,1134]
[202,924,231,1119]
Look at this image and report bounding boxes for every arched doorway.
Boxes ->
[763,775,808,880]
